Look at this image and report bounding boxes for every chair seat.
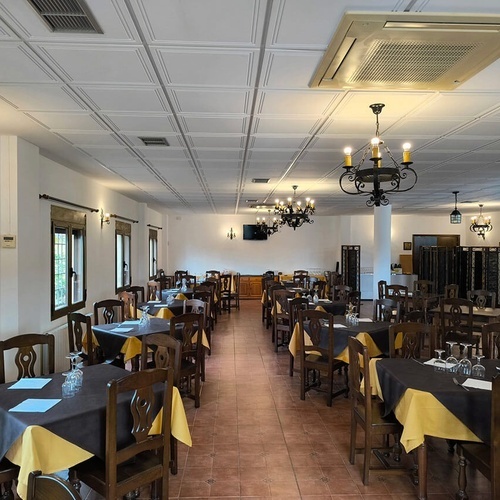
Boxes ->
[355,401,403,431]
[75,450,163,496]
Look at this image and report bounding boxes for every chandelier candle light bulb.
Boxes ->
[402,143,412,164]
[344,147,352,167]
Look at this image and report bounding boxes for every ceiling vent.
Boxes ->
[310,12,500,91]
[139,137,170,147]
[27,0,102,33]
[251,178,270,184]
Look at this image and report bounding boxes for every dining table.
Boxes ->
[429,304,500,324]
[289,316,391,363]
[138,298,186,319]
[160,288,194,301]
[0,363,192,499]
[371,357,497,499]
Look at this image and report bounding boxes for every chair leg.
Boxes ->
[363,431,372,485]
[349,418,357,465]
[300,366,306,400]
[170,434,178,475]
[289,353,294,377]
[1,482,15,500]
[456,446,469,500]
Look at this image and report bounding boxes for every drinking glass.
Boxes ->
[445,341,458,373]
[471,355,486,379]
[62,372,76,398]
[68,351,83,391]
[457,343,472,376]
[434,349,446,372]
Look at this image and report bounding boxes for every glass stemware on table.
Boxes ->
[471,354,486,379]
[62,350,83,398]
[434,349,446,372]
[445,341,458,373]
[457,343,472,376]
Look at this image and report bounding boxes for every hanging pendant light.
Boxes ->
[450,191,462,224]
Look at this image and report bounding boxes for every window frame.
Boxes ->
[50,206,87,320]
[149,228,158,279]
[115,220,131,293]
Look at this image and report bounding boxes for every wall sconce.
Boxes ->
[227,227,236,240]
[100,209,110,227]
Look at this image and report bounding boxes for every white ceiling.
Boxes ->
[1,0,500,217]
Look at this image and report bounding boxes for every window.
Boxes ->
[149,228,158,279]
[51,206,86,320]
[115,220,131,292]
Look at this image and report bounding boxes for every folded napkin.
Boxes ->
[175,293,188,300]
[462,378,492,390]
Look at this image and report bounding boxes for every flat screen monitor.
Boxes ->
[242,224,267,240]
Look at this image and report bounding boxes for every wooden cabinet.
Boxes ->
[239,275,263,299]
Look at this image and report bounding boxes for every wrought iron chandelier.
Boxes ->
[256,210,280,237]
[470,204,492,239]
[340,103,417,207]
[275,185,315,230]
[450,191,462,224]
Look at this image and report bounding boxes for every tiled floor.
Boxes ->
[82,299,490,499]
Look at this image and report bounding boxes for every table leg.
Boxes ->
[417,440,428,500]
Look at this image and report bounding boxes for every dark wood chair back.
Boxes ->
[373,298,401,323]
[311,280,327,299]
[72,368,173,499]
[272,288,295,352]
[482,322,500,359]
[67,312,95,366]
[146,280,161,301]
[93,299,124,325]
[156,275,173,293]
[413,279,434,297]
[439,297,475,350]
[220,273,233,312]
[118,290,137,320]
[333,284,352,302]
[347,291,361,315]
[27,470,82,500]
[388,322,437,359]
[206,269,221,280]
[467,289,497,309]
[288,297,309,377]
[377,280,387,299]
[0,333,55,384]
[183,274,197,287]
[293,270,309,288]
[141,333,181,384]
[444,284,459,299]
[126,285,145,304]
[174,270,189,284]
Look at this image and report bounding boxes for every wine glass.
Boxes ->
[445,341,458,373]
[434,349,446,372]
[457,343,472,376]
[471,355,486,379]
[69,351,83,391]
[61,371,76,398]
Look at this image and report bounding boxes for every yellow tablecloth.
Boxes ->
[6,387,191,499]
[368,359,482,453]
[289,323,383,363]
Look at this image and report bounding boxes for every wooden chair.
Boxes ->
[481,322,500,359]
[333,284,352,303]
[93,299,124,325]
[347,291,361,315]
[71,368,172,499]
[456,375,500,499]
[439,298,477,354]
[311,279,326,299]
[388,322,437,359]
[118,290,137,320]
[67,312,95,366]
[348,336,403,485]
[262,279,278,329]
[170,312,204,408]
[174,270,189,284]
[385,285,409,318]
[205,276,221,318]
[298,308,347,406]
[183,274,197,288]
[147,280,162,301]
[0,333,55,384]
[272,288,295,352]
[126,285,145,304]
[404,309,426,323]
[467,289,497,309]
[220,273,233,313]
[196,282,217,327]
[293,270,309,288]
[206,269,221,280]
[373,298,402,323]
[444,284,460,299]
[289,297,309,377]
[229,272,241,310]
[378,280,387,299]
[0,458,19,500]
[141,333,182,475]
[413,279,434,297]
[27,470,81,500]
[183,298,210,379]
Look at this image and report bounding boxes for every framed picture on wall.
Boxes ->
[403,242,412,251]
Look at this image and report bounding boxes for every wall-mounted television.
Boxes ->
[242,224,267,240]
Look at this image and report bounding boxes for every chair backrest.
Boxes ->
[104,368,172,499]
[183,274,197,287]
[289,297,309,328]
[169,312,204,358]
[386,284,409,298]
[0,333,55,384]
[156,275,173,292]
[126,285,145,304]
[220,273,232,294]
[482,322,500,359]
[263,270,275,279]
[174,270,189,284]
[146,280,161,301]
[467,289,497,309]
[205,276,220,302]
[118,290,137,320]
[141,333,182,385]
[405,309,426,323]
[333,284,352,302]
[183,298,207,317]
[388,322,437,359]
[439,297,474,344]
[293,271,309,288]
[413,279,434,297]
[348,336,370,418]
[444,284,460,299]
[273,289,295,318]
[67,312,94,366]
[298,308,334,356]
[347,291,361,315]
[311,280,326,299]
[93,299,124,325]
[373,298,401,323]
[232,272,241,294]
[206,269,221,280]
[27,470,82,500]
[377,280,387,299]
